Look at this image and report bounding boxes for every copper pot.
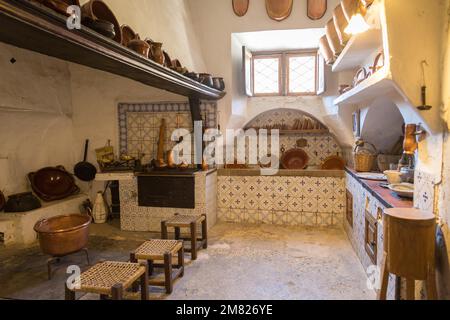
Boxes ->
[81,0,122,43]
[148,41,165,65]
[34,214,91,257]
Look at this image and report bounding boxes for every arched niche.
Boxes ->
[360,99,405,154]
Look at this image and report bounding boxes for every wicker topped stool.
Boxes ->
[161,214,207,260]
[131,239,184,294]
[65,261,148,300]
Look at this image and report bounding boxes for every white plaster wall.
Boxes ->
[0,43,76,195]
[187,0,344,135]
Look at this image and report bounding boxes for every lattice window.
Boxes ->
[253,55,281,95]
[288,54,317,94]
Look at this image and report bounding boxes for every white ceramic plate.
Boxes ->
[388,183,414,199]
[356,172,387,181]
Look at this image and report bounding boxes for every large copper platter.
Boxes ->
[28,166,80,202]
[265,0,293,21]
[281,149,310,170]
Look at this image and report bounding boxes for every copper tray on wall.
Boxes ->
[307,0,327,20]
[265,0,293,21]
[281,149,310,170]
[28,166,80,202]
[232,0,250,17]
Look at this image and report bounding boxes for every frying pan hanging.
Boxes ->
[74,139,97,182]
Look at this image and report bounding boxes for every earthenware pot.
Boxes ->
[4,192,42,213]
[281,149,310,170]
[120,25,137,47]
[212,77,225,91]
[199,73,214,87]
[83,17,115,39]
[127,34,150,57]
[185,72,200,81]
[81,0,122,43]
[28,166,80,202]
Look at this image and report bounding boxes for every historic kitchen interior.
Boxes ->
[0,0,449,301]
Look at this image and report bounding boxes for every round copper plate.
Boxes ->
[281,149,309,170]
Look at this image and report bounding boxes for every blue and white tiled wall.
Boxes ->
[118,102,217,164]
[217,175,346,227]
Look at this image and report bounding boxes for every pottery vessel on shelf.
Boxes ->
[4,192,41,213]
[120,24,137,47]
[212,77,225,91]
[83,17,115,39]
[147,41,165,65]
[199,73,214,87]
[35,0,80,16]
[127,34,150,57]
[81,0,122,43]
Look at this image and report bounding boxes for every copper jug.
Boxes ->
[403,124,418,155]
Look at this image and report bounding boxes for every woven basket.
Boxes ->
[353,142,377,172]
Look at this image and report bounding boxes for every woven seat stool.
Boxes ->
[65,261,148,300]
[161,214,207,261]
[130,239,184,294]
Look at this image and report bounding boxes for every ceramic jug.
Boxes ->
[92,191,108,224]
[150,42,165,65]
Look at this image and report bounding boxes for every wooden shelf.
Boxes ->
[333,66,392,106]
[332,29,383,73]
[0,0,226,100]
[245,129,330,135]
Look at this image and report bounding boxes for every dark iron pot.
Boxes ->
[4,192,42,213]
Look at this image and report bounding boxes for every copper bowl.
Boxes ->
[34,214,91,257]
[281,149,310,170]
[81,0,122,43]
[28,166,80,202]
[321,155,345,170]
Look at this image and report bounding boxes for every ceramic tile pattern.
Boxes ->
[118,102,217,164]
[244,109,342,166]
[120,172,217,232]
[217,175,345,228]
[345,172,397,300]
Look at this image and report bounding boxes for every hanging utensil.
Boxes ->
[74,139,97,182]
[265,0,293,21]
[417,60,432,111]
[307,0,327,20]
[232,0,250,17]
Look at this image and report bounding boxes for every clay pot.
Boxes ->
[281,149,310,170]
[120,25,137,47]
[199,73,214,87]
[212,77,226,91]
[81,0,122,43]
[127,34,150,57]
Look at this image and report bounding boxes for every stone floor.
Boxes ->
[0,221,375,300]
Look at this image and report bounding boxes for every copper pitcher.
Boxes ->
[403,124,418,155]
[148,41,165,65]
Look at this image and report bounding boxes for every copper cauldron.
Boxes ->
[34,214,91,257]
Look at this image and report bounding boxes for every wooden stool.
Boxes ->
[161,214,207,260]
[378,208,437,300]
[65,261,148,300]
[130,239,184,294]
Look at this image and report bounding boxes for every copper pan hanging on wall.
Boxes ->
[307,0,327,20]
[265,0,293,21]
[232,0,250,17]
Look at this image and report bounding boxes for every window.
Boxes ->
[245,48,322,97]
[252,55,281,95]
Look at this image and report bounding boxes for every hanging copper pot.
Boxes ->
[232,0,250,17]
[403,124,418,155]
[265,0,293,21]
[307,0,327,20]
